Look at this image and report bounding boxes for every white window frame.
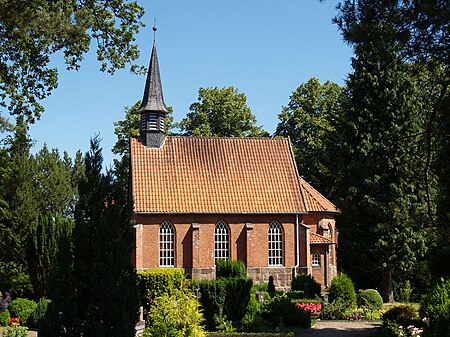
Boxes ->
[214,220,229,263]
[312,251,321,266]
[159,221,175,267]
[268,221,283,266]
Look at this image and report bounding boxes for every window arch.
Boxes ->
[214,221,229,262]
[268,221,283,266]
[159,221,175,267]
[312,251,321,266]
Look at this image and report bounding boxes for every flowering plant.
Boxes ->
[346,311,364,321]
[8,317,20,327]
[295,302,322,314]
[397,325,424,337]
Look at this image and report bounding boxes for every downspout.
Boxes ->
[324,245,329,288]
[294,214,300,278]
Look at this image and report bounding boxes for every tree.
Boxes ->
[178,86,268,137]
[333,0,429,302]
[0,0,145,124]
[275,78,342,195]
[27,212,73,299]
[48,135,138,336]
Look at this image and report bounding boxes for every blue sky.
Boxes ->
[28,0,353,168]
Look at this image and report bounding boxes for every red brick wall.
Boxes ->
[133,213,297,274]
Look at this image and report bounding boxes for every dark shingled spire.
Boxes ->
[137,40,169,114]
[137,25,170,148]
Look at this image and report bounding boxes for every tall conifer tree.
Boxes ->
[334,0,428,302]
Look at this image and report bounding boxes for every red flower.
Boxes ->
[8,317,20,327]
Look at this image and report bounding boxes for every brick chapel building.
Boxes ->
[130,38,340,290]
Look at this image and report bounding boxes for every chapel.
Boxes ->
[130,36,340,289]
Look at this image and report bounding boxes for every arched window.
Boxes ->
[214,221,229,263]
[159,221,175,267]
[312,251,321,266]
[268,221,283,266]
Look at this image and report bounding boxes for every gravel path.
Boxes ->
[295,320,382,337]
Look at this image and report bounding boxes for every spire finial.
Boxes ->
[153,18,157,42]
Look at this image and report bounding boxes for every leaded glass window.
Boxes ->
[159,221,174,267]
[268,221,283,266]
[214,221,229,263]
[312,251,321,266]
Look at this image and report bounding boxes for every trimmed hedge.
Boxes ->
[137,268,185,320]
[358,289,383,310]
[191,278,253,331]
[216,259,246,279]
[290,274,321,299]
[7,298,37,325]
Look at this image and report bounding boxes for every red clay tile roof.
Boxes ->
[310,232,334,244]
[300,178,340,213]
[131,136,308,214]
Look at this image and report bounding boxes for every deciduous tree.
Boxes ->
[0,0,145,124]
[275,78,342,195]
[178,86,268,137]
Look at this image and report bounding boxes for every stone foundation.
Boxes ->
[247,267,293,291]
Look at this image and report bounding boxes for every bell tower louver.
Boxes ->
[136,26,170,148]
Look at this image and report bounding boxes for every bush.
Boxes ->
[382,305,419,327]
[328,273,357,305]
[241,293,262,331]
[191,277,252,331]
[216,259,246,279]
[137,268,184,320]
[358,289,383,310]
[261,293,310,328]
[268,276,276,294]
[291,274,321,299]
[7,298,37,325]
[2,326,28,337]
[420,277,450,337]
[26,297,51,329]
[144,289,205,337]
[286,290,305,300]
[0,309,10,326]
[319,299,349,320]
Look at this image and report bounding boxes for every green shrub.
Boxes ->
[252,283,268,292]
[291,298,322,305]
[143,289,205,337]
[241,293,262,331]
[396,280,413,303]
[26,297,51,329]
[0,309,10,326]
[382,305,419,327]
[358,289,383,310]
[191,277,252,331]
[137,268,184,320]
[216,259,246,279]
[2,326,28,337]
[261,293,310,328]
[420,277,450,337]
[7,298,37,325]
[291,274,321,299]
[286,290,305,300]
[328,273,357,305]
[319,299,349,320]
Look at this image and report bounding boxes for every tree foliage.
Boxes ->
[333,0,430,301]
[275,78,342,195]
[0,0,145,124]
[44,136,138,336]
[178,86,268,137]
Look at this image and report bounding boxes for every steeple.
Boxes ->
[137,24,170,148]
